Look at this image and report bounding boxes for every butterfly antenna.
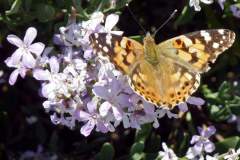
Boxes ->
[126,3,147,34]
[153,9,178,37]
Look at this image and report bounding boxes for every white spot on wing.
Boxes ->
[106,34,112,46]
[200,31,212,43]
[94,33,99,38]
[218,29,224,35]
[103,46,109,52]
[213,42,219,49]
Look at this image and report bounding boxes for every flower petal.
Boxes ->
[19,67,27,78]
[193,141,203,155]
[79,111,91,121]
[99,101,112,117]
[204,141,215,153]
[105,14,119,31]
[110,31,123,35]
[187,96,205,106]
[112,106,123,121]
[24,27,37,46]
[9,69,19,85]
[49,56,59,73]
[33,69,51,81]
[7,35,24,47]
[28,42,45,56]
[80,120,95,137]
[22,52,36,68]
[204,126,216,138]
[96,120,108,133]
[191,135,201,144]
[200,0,213,4]
[92,85,109,100]
[178,102,188,112]
[10,48,23,65]
[122,114,130,128]
[87,100,97,113]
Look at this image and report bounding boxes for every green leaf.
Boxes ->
[209,105,231,121]
[96,142,115,160]
[5,0,22,15]
[130,142,144,157]
[129,35,143,42]
[35,4,55,22]
[131,153,145,160]
[135,124,152,143]
[174,6,195,28]
[215,136,240,153]
[218,81,231,100]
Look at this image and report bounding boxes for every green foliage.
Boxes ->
[216,136,240,153]
[202,81,240,121]
[96,142,115,160]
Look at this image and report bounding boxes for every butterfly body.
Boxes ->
[90,29,235,109]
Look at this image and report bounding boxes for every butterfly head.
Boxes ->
[143,32,155,44]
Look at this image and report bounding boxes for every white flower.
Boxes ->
[224,148,240,160]
[6,27,45,68]
[5,27,45,85]
[206,155,218,160]
[158,143,178,160]
[189,0,214,11]
[104,14,123,35]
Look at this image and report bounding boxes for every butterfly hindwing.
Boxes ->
[157,29,235,73]
[129,57,200,109]
[89,33,144,74]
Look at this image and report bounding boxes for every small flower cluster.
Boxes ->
[158,126,240,160]
[189,0,240,19]
[218,0,240,18]
[5,12,204,136]
[189,0,213,11]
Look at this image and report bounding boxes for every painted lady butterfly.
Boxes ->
[89,29,235,109]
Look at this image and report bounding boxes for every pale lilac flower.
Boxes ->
[230,4,240,18]
[224,148,240,160]
[104,14,123,35]
[206,155,218,160]
[93,71,131,121]
[178,96,205,112]
[190,126,216,155]
[5,27,45,85]
[4,57,28,85]
[6,27,45,68]
[158,142,178,160]
[189,0,213,11]
[79,100,109,136]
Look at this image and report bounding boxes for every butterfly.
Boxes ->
[89,29,235,109]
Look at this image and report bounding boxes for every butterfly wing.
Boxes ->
[89,33,144,74]
[157,29,235,73]
[129,56,200,109]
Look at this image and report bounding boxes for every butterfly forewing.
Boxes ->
[157,29,235,73]
[89,33,144,74]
